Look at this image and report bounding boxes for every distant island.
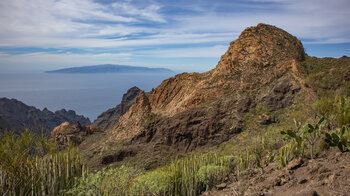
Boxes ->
[45,64,174,74]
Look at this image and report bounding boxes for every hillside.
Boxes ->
[77,24,312,169]
[45,64,174,74]
[0,97,90,135]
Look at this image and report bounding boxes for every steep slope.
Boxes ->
[0,98,90,135]
[92,86,141,131]
[80,24,310,169]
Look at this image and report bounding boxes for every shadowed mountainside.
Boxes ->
[0,98,90,135]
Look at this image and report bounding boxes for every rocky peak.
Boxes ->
[122,87,141,105]
[133,91,151,113]
[213,23,305,75]
[93,86,141,131]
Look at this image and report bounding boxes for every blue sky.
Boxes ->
[0,0,349,73]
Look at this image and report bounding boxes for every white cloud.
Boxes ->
[137,45,228,58]
[0,0,349,72]
[0,0,165,41]
[111,2,166,23]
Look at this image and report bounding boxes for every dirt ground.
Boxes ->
[202,148,350,196]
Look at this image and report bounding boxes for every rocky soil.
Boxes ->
[202,148,350,196]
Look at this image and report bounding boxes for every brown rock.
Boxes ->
[216,183,227,190]
[51,122,101,148]
[287,157,304,170]
[298,178,308,184]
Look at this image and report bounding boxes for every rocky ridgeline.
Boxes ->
[0,98,90,135]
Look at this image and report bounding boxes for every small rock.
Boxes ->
[326,174,336,184]
[307,161,320,174]
[287,157,303,170]
[298,178,307,184]
[273,177,282,186]
[216,183,227,190]
[280,178,288,185]
[318,167,331,174]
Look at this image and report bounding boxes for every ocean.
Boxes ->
[0,73,175,121]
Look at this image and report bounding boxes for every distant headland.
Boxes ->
[45,64,174,74]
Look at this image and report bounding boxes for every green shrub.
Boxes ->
[197,165,229,191]
[66,166,140,196]
[0,130,86,196]
[130,168,173,196]
[313,96,350,128]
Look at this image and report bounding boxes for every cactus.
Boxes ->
[302,117,326,159]
[325,126,348,152]
[0,130,88,196]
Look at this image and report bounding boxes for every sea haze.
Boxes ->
[0,73,175,121]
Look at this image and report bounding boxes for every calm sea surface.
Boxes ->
[0,73,175,121]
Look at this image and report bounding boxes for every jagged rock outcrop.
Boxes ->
[93,86,141,131]
[51,122,101,148]
[0,98,90,135]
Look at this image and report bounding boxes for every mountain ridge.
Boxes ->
[0,97,90,135]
